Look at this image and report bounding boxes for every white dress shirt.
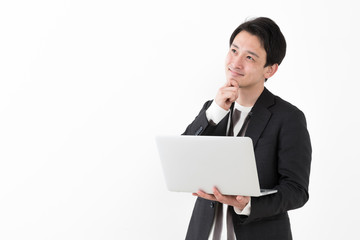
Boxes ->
[205,101,253,240]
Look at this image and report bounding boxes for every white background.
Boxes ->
[1,0,359,239]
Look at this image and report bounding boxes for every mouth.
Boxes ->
[228,66,244,76]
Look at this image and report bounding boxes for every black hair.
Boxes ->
[229,17,287,67]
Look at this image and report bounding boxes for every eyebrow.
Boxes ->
[232,43,260,58]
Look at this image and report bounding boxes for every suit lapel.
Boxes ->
[245,88,275,148]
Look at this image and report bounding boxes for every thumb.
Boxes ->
[236,196,243,201]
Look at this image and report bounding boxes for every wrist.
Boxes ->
[215,99,231,111]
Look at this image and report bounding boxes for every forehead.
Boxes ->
[232,31,266,57]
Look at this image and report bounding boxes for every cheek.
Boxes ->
[224,53,231,66]
[249,65,265,76]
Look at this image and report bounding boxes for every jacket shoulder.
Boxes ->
[272,94,305,116]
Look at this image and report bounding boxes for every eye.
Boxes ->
[246,56,254,61]
[231,48,237,54]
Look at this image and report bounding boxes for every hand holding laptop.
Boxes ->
[193,187,250,211]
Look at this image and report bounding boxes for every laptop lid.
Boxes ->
[155,135,277,197]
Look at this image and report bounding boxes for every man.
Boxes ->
[183,17,312,240]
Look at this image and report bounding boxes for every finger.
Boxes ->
[223,80,233,87]
[228,79,240,88]
[220,84,239,97]
[236,196,250,205]
[212,188,220,199]
[221,81,238,90]
[212,187,221,196]
[197,190,216,201]
[218,88,238,100]
[213,188,241,207]
[213,187,226,202]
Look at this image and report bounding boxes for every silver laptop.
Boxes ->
[155,135,277,197]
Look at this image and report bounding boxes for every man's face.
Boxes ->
[225,31,270,90]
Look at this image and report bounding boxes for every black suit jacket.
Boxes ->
[183,88,312,240]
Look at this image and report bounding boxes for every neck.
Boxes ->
[236,85,264,107]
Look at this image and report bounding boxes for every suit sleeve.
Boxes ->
[243,108,312,223]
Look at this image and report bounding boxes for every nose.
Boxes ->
[231,55,244,69]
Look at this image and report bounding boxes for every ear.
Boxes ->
[264,64,278,79]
